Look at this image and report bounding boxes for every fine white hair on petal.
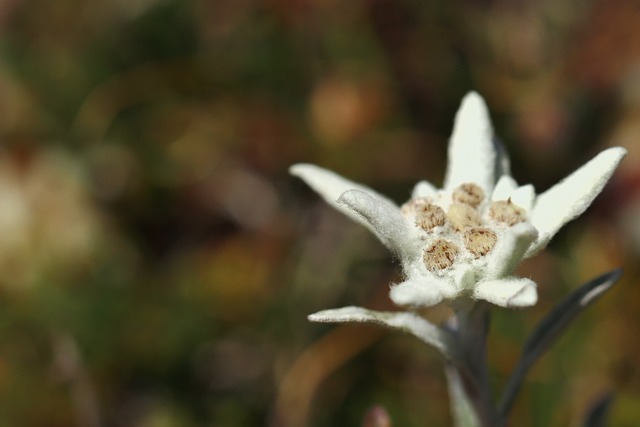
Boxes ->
[289,163,397,231]
[485,222,538,279]
[473,277,538,307]
[449,264,478,292]
[491,176,536,211]
[444,92,497,193]
[389,277,457,307]
[491,175,518,201]
[510,184,536,213]
[411,180,438,199]
[526,147,627,256]
[338,189,417,257]
[308,306,453,355]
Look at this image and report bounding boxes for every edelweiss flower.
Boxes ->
[291,92,626,311]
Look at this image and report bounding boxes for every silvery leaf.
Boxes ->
[497,269,622,417]
[309,306,455,358]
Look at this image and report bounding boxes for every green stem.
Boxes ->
[446,366,481,427]
[446,301,504,427]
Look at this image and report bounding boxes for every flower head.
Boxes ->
[291,92,626,309]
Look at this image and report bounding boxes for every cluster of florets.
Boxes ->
[401,182,527,274]
[291,92,626,310]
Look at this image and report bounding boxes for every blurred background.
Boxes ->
[0,0,638,425]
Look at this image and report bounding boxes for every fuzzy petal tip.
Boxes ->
[528,147,627,255]
[444,92,496,193]
[473,277,538,307]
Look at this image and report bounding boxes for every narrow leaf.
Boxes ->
[582,393,615,427]
[498,269,622,417]
[309,306,456,358]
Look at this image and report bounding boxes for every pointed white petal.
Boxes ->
[510,184,536,212]
[389,276,458,307]
[309,306,453,355]
[492,177,535,212]
[290,163,400,235]
[492,175,518,201]
[450,264,479,292]
[527,147,627,255]
[444,92,496,193]
[338,189,416,257]
[411,180,438,199]
[485,222,538,278]
[494,139,512,178]
[473,277,538,307]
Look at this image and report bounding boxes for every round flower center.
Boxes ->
[414,200,446,231]
[489,199,526,225]
[401,183,528,272]
[452,182,484,207]
[464,227,497,257]
[447,202,482,230]
[423,239,459,271]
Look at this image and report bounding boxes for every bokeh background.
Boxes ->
[0,0,638,425]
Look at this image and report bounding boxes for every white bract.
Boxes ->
[292,92,626,314]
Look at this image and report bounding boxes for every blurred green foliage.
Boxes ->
[0,0,637,426]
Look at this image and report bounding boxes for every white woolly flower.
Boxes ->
[291,92,626,313]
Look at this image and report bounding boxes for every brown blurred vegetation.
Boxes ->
[0,0,637,425]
